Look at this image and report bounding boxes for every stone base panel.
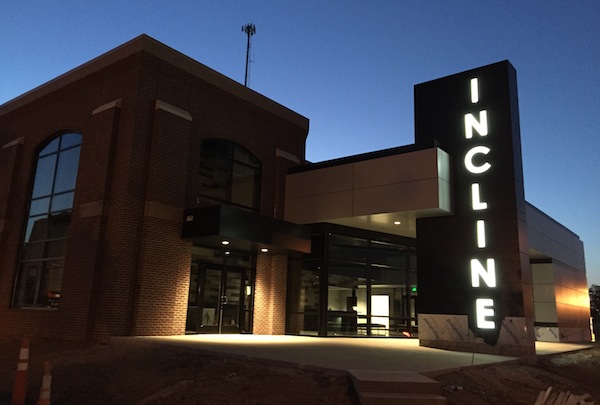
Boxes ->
[419,313,536,359]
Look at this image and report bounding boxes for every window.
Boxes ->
[13,133,82,308]
[287,225,418,337]
[197,139,261,210]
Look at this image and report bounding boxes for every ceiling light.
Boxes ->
[393,221,401,225]
[221,240,230,246]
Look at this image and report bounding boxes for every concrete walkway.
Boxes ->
[124,335,594,375]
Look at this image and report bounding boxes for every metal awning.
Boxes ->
[182,205,311,254]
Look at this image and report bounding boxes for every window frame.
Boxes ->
[12,132,83,309]
[196,139,262,211]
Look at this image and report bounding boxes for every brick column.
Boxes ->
[253,254,288,335]
[131,101,193,336]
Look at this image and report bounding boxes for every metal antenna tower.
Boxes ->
[242,23,256,87]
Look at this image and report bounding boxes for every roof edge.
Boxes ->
[0,34,309,131]
[525,201,582,240]
[289,142,432,173]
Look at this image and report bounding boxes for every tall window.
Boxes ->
[197,139,261,210]
[13,133,82,308]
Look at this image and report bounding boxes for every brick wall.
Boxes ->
[133,218,192,336]
[0,55,142,339]
[0,39,307,340]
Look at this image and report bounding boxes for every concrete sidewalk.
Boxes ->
[125,335,593,375]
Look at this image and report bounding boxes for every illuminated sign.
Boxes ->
[465,78,497,330]
[415,61,531,347]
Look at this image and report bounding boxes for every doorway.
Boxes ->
[186,260,254,334]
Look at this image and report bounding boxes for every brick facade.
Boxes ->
[0,35,308,340]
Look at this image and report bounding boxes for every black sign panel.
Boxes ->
[415,61,530,345]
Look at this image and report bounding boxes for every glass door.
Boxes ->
[186,262,202,332]
[186,263,246,334]
[219,270,242,333]
[201,268,222,331]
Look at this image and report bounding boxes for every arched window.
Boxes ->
[13,133,82,308]
[197,139,261,211]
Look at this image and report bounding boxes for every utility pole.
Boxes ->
[242,23,256,87]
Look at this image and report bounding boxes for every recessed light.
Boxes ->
[393,221,401,225]
[221,240,230,246]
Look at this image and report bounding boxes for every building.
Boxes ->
[0,35,591,356]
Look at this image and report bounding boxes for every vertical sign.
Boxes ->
[415,61,534,348]
[465,77,497,331]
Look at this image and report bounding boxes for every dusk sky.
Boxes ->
[1,1,599,285]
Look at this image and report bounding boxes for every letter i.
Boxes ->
[471,78,479,103]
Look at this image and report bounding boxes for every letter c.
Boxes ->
[465,146,491,174]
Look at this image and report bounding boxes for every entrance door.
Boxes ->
[186,263,246,334]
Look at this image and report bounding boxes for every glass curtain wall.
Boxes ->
[370,240,418,336]
[287,225,417,337]
[287,233,323,336]
[327,235,368,335]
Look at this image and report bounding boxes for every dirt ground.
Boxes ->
[436,346,600,404]
[0,336,598,405]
